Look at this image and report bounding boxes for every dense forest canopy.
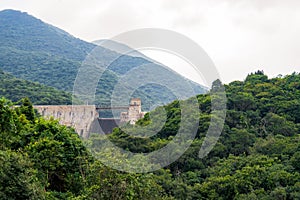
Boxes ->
[0,70,72,105]
[0,71,299,199]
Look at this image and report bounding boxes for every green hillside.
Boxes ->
[0,71,300,200]
[0,9,206,108]
[0,9,94,61]
[104,71,300,199]
[0,71,299,199]
[0,70,72,104]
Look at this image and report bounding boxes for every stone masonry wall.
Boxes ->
[120,98,146,124]
[34,105,98,138]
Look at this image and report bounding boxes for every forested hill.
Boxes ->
[0,9,94,61]
[0,70,72,104]
[0,9,206,108]
[107,71,300,199]
[1,71,299,199]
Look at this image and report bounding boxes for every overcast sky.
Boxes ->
[1,0,300,84]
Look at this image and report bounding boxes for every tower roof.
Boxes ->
[131,98,141,101]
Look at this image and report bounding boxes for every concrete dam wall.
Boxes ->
[33,99,146,137]
[34,105,98,138]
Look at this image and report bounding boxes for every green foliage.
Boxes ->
[0,150,45,200]
[0,9,206,109]
[0,70,72,105]
[0,97,173,199]
[16,97,36,121]
[1,69,300,199]
[0,97,89,197]
[75,160,167,200]
[103,71,300,199]
[0,97,24,150]
[25,118,90,194]
[198,155,300,199]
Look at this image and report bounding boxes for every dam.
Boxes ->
[34,98,145,137]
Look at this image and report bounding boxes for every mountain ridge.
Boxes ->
[0,9,206,109]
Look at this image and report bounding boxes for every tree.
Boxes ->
[16,97,36,122]
[0,150,45,200]
[25,118,90,194]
